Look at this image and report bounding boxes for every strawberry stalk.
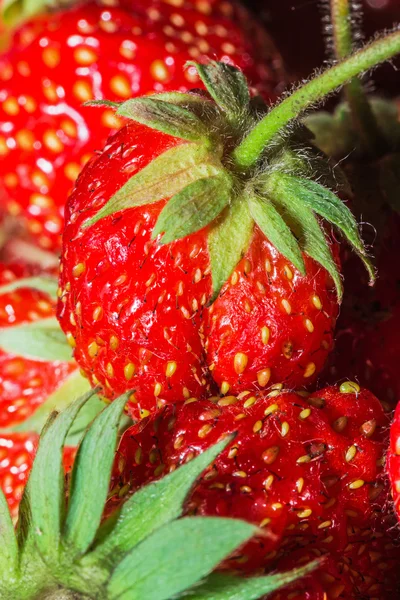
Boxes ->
[232,28,400,170]
[328,0,385,156]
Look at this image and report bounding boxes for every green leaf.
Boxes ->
[85,100,121,109]
[248,194,305,275]
[0,276,58,300]
[0,489,18,582]
[28,388,97,562]
[107,517,257,600]
[0,317,74,362]
[208,197,254,301]
[188,61,250,117]
[117,98,210,143]
[181,561,320,600]
[265,174,343,299]
[2,0,50,27]
[282,174,374,283]
[85,436,233,568]
[83,143,223,229]
[62,393,129,558]
[153,174,232,244]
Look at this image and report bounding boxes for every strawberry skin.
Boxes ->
[387,401,400,519]
[110,384,400,598]
[58,122,339,418]
[0,263,76,427]
[0,0,284,253]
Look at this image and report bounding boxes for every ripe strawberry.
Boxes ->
[58,61,371,418]
[0,261,81,514]
[387,401,400,519]
[110,384,399,598]
[0,0,285,253]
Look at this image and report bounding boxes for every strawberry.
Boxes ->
[57,61,372,418]
[0,0,285,253]
[387,401,400,520]
[111,384,400,596]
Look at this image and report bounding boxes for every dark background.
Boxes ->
[246,0,400,95]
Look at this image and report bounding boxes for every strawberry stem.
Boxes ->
[329,0,385,155]
[232,29,400,171]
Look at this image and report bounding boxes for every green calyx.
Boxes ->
[0,392,318,600]
[83,36,400,299]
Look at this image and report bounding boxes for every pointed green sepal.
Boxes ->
[182,560,321,600]
[267,172,375,287]
[0,489,18,583]
[188,60,250,117]
[107,517,257,600]
[0,275,58,300]
[208,197,254,301]
[62,393,129,558]
[85,435,234,567]
[153,173,233,244]
[248,194,306,275]
[84,100,121,110]
[116,97,211,143]
[0,316,74,362]
[83,143,223,229]
[265,174,344,299]
[28,388,98,562]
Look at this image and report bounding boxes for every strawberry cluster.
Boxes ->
[0,0,400,599]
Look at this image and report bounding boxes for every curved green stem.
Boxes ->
[233,29,400,171]
[330,0,385,155]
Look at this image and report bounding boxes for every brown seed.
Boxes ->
[360,419,376,438]
[262,446,280,465]
[307,396,325,409]
[282,340,293,359]
[332,415,348,433]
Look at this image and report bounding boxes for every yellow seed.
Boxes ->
[230,271,239,285]
[110,75,132,98]
[322,536,334,544]
[218,396,238,406]
[43,130,63,153]
[261,326,270,345]
[297,454,311,464]
[174,436,184,450]
[348,479,365,490]
[150,59,170,82]
[74,47,98,65]
[257,368,271,388]
[303,362,316,378]
[69,313,76,326]
[304,318,314,333]
[281,421,290,437]
[220,381,230,395]
[42,47,60,68]
[297,508,312,519]
[271,503,283,510]
[93,306,103,321]
[165,361,177,377]
[260,518,271,527]
[253,420,263,433]
[312,295,322,310]
[198,424,212,438]
[281,299,292,314]
[233,470,247,478]
[262,446,279,465]
[88,341,98,358]
[228,445,238,459]
[110,335,119,351]
[283,265,293,280]
[264,475,274,490]
[66,332,76,348]
[72,262,85,278]
[318,520,332,529]
[140,409,150,419]
[296,477,304,493]
[123,363,135,381]
[154,383,162,397]
[243,396,256,408]
[299,408,311,420]
[106,363,114,378]
[264,403,279,416]
[234,352,248,374]
[345,445,357,463]
[340,381,360,394]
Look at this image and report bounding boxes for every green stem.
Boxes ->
[329,0,385,155]
[233,29,400,171]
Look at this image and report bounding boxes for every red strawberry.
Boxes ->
[387,401,400,519]
[0,433,75,520]
[57,59,373,418]
[0,0,285,253]
[111,385,399,597]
